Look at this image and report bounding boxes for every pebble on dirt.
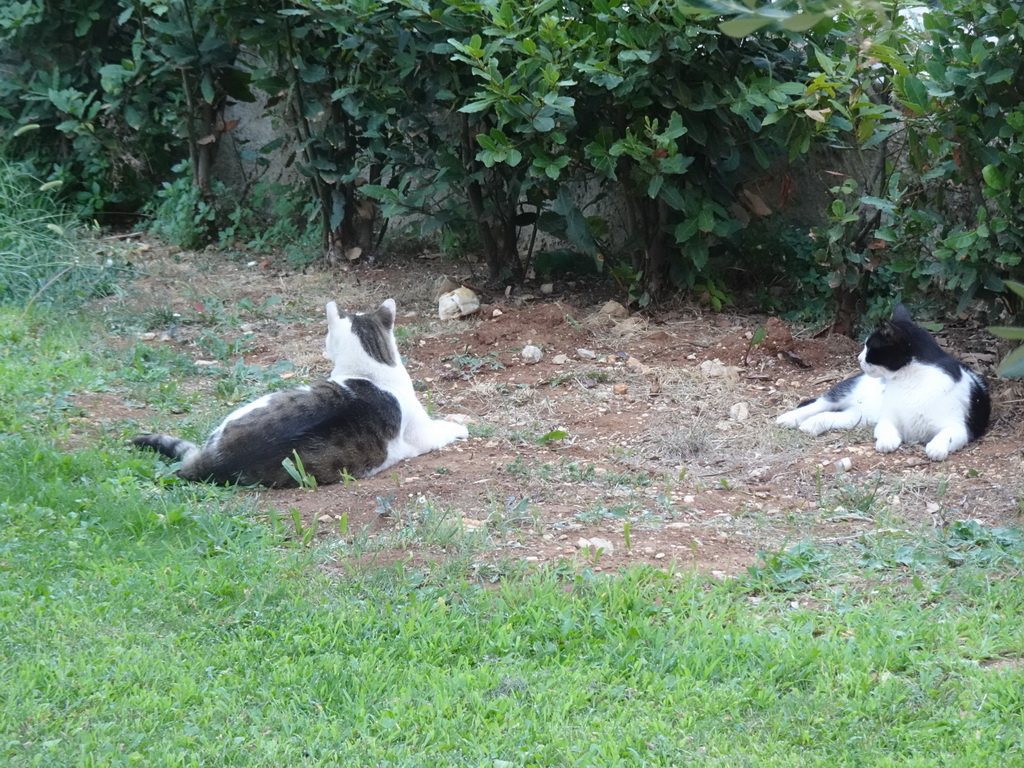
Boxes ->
[578,537,615,555]
[521,344,543,363]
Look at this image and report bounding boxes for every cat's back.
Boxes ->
[193,378,402,486]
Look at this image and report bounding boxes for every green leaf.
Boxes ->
[300,64,329,84]
[459,99,493,114]
[859,195,896,214]
[661,112,686,141]
[1005,280,1024,300]
[200,73,215,104]
[659,185,686,211]
[674,218,698,242]
[696,206,715,232]
[944,231,977,251]
[123,104,142,129]
[987,327,1024,341]
[996,345,1024,378]
[901,76,929,114]
[982,165,1006,191]
[537,430,569,446]
[780,12,827,32]
[719,17,771,38]
[647,174,664,199]
[533,115,555,132]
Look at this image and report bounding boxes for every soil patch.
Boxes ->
[78,245,1024,578]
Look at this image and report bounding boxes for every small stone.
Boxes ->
[683,495,695,504]
[748,466,770,481]
[521,345,543,364]
[194,359,218,367]
[492,308,503,317]
[577,348,597,360]
[588,537,615,555]
[598,300,628,319]
[700,359,740,379]
[552,354,569,365]
[654,552,666,560]
[540,283,554,294]
[729,402,750,421]
[700,359,727,376]
[139,332,156,341]
[613,384,629,396]
[159,333,173,343]
[318,514,333,524]
[577,537,615,555]
[834,457,852,471]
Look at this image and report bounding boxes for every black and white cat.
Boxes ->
[133,298,468,486]
[776,305,990,461]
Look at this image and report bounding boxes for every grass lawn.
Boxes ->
[2,307,1024,767]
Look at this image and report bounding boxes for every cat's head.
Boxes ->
[324,298,399,371]
[858,304,933,377]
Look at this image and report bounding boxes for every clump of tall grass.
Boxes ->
[0,156,124,308]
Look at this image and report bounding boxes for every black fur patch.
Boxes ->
[967,376,992,440]
[823,374,864,403]
[863,305,961,380]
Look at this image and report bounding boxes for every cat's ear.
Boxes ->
[326,301,341,324]
[891,304,913,324]
[376,298,396,329]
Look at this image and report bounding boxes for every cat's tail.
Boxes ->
[132,434,200,463]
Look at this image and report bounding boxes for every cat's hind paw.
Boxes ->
[436,418,469,444]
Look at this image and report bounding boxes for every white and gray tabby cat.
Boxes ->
[776,305,990,461]
[133,298,468,486]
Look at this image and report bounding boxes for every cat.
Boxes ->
[776,304,990,461]
[132,298,468,486]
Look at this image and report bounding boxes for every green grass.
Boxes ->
[0,158,126,307]
[2,297,1024,763]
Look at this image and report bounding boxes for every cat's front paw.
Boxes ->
[775,410,804,429]
[798,415,832,436]
[873,422,902,454]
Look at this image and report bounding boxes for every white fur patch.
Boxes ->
[777,358,981,461]
[324,299,467,474]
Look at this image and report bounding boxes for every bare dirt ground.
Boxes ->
[78,244,1024,579]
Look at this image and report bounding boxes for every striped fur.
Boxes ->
[132,299,467,487]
